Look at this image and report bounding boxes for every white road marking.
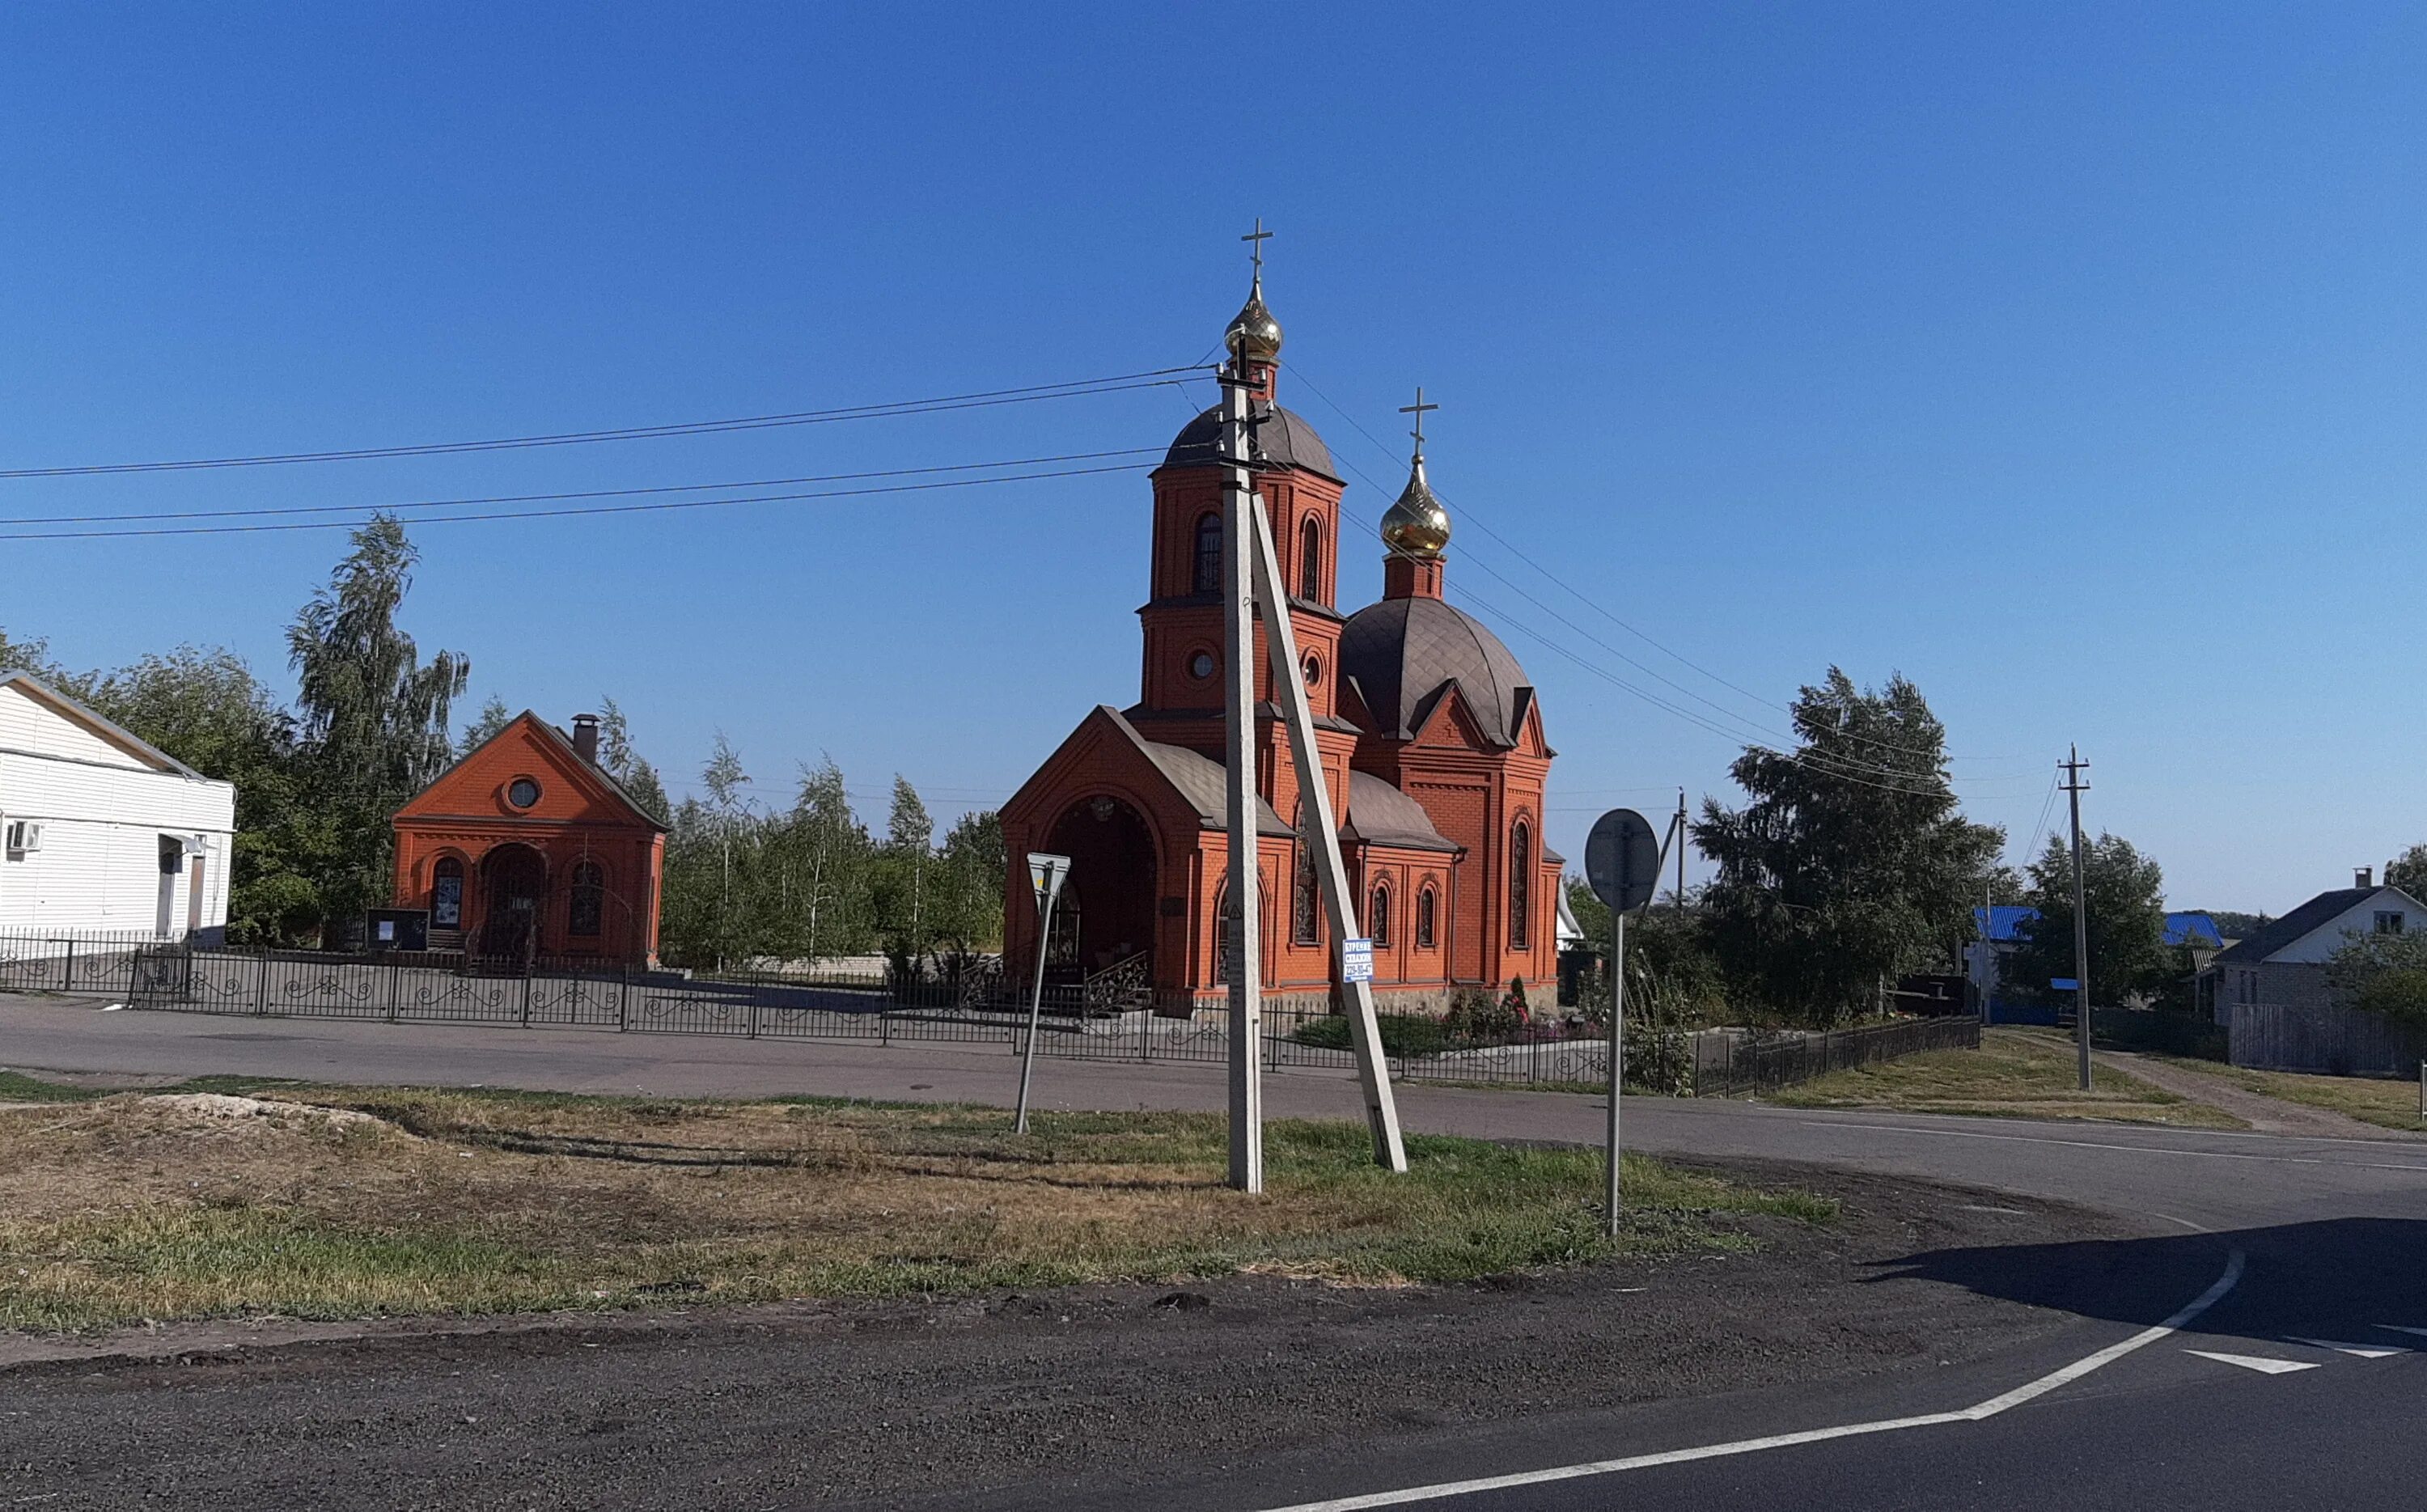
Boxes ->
[2289,1338,2409,1358]
[2184,1350,2319,1375]
[1958,1204,2027,1216]
[1245,1250,2245,1512]
[1798,1120,2427,1175]
[2375,1325,2427,1339]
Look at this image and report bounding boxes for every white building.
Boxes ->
[0,673,236,941]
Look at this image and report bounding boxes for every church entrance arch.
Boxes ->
[1044,795,1157,985]
[478,843,549,964]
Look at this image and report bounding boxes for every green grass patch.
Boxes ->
[2150,1057,2427,1133]
[1766,1028,2244,1129]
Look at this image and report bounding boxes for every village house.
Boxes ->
[0,672,235,941]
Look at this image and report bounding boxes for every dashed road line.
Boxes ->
[2183,1350,2319,1375]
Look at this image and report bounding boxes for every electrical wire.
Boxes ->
[0,448,1166,527]
[0,462,1155,540]
[0,366,1212,480]
[1285,358,2010,770]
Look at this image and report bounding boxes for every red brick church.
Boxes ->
[999,274,1561,1010]
[391,712,666,964]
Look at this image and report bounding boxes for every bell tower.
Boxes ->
[1129,260,1356,822]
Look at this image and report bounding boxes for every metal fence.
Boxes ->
[1689,1014,1982,1097]
[0,929,159,997]
[100,942,1970,1095]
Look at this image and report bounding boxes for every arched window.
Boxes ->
[569,860,605,938]
[1416,886,1437,949]
[1211,877,1230,985]
[1508,820,1533,949]
[1369,884,1391,947]
[1299,515,1324,601]
[1292,843,1320,946]
[1193,513,1222,593]
[431,856,464,929]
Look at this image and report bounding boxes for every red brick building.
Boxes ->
[999,278,1561,1010]
[391,712,666,964]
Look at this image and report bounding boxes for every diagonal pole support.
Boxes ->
[1247,493,1409,1173]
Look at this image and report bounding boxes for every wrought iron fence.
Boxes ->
[102,942,1975,1095]
[0,929,160,997]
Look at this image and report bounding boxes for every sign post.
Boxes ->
[1586,807,1669,1236]
[1014,851,1071,1134]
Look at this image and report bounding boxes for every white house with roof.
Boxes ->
[2200,870,2425,1024]
[0,673,235,940]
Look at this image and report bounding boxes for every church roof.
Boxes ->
[1100,708,1292,836]
[1339,595,1534,748]
[1342,771,1460,853]
[1163,400,1339,481]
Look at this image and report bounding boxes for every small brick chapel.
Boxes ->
[391,712,666,964]
[998,272,1562,1010]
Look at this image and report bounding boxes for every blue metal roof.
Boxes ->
[1975,905,2221,948]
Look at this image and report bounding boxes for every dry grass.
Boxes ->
[2149,1057,2427,1134]
[1765,1028,2245,1129]
[0,1078,1835,1332]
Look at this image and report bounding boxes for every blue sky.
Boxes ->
[3,2,2421,913]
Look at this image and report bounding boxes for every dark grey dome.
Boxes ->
[1163,400,1338,479]
[1340,596,1532,747]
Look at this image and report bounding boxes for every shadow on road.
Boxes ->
[1870,1218,2427,1344]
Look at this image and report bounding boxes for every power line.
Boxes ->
[0,366,1212,480]
[1286,359,2009,769]
[0,462,1154,540]
[0,448,1165,527]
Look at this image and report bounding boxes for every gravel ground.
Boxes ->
[1,1158,2145,1511]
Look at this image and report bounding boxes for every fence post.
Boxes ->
[519,972,532,1028]
[386,955,400,1023]
[1140,999,1152,1063]
[254,951,270,1015]
[748,993,761,1040]
[60,937,75,993]
[619,968,631,1032]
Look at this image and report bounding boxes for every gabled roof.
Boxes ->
[0,671,211,781]
[1973,904,2039,943]
[398,711,667,832]
[2210,887,2425,964]
[1096,707,1291,836]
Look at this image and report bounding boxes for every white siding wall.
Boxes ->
[2269,890,2425,964]
[0,684,237,938]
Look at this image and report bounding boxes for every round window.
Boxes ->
[1188,650,1216,680]
[506,777,541,809]
[1301,652,1323,688]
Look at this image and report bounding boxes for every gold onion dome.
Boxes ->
[1226,274,1283,362]
[1380,454,1451,558]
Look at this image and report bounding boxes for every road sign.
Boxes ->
[1341,938,1374,983]
[1027,852,1071,910]
[2050,977,2079,991]
[1585,809,1662,913]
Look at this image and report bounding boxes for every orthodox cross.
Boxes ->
[1242,217,1273,277]
[1400,387,1438,458]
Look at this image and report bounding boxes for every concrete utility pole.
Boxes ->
[2061,747,2093,1092]
[1218,288,1264,1194]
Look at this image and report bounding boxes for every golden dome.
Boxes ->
[1380,455,1451,558]
[1226,273,1283,362]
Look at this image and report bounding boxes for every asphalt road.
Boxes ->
[7,994,2427,1510]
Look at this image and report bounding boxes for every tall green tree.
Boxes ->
[929,809,1006,955]
[595,697,669,824]
[83,647,326,945]
[1692,668,2004,1025]
[285,514,469,927]
[0,629,61,680]
[873,775,935,968]
[2384,844,2427,897]
[2007,832,2173,1008]
[457,696,512,756]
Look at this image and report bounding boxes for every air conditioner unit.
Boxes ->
[4,820,42,855]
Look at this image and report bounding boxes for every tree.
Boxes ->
[0,629,61,680]
[458,696,512,756]
[82,646,325,946]
[2006,832,2173,1009]
[929,809,1006,955]
[2385,845,2427,897]
[285,514,470,928]
[1692,668,2004,1025]
[595,697,669,824]
[2325,929,2427,1027]
[2207,909,2271,942]
[872,776,935,970]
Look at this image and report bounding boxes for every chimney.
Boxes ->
[2357,866,2374,889]
[571,713,599,765]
